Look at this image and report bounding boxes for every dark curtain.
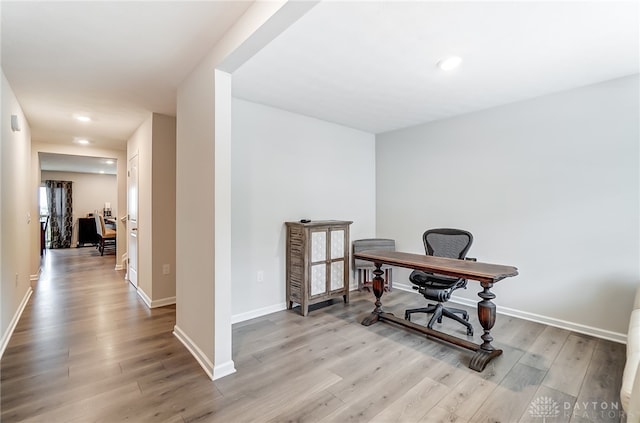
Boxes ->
[45,180,73,249]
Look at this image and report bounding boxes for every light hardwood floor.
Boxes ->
[1,248,627,422]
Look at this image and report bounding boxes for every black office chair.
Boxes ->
[404,228,474,336]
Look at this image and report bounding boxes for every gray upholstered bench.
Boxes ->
[352,238,395,292]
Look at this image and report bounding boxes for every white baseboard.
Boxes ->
[116,253,128,271]
[213,360,236,380]
[137,288,152,308]
[0,287,33,359]
[231,302,287,324]
[149,296,176,308]
[136,288,175,309]
[173,325,214,380]
[393,283,627,344]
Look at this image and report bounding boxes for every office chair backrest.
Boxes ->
[423,228,473,259]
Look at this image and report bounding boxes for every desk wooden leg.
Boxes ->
[361,263,385,326]
[470,281,502,371]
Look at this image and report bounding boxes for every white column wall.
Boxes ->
[175,0,317,379]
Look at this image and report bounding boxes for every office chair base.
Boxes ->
[405,303,474,336]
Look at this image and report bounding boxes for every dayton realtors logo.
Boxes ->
[528,397,560,422]
[528,397,625,421]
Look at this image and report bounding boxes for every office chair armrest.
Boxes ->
[465,257,477,262]
[418,286,451,302]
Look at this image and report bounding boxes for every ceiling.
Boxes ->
[233,1,639,133]
[1,1,254,150]
[1,1,638,169]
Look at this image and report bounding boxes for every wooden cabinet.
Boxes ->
[77,217,98,247]
[285,220,352,316]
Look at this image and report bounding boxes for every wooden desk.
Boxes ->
[354,250,518,372]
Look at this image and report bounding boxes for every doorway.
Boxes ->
[39,152,118,253]
[127,154,139,287]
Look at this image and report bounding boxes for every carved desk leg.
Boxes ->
[469,281,503,371]
[361,263,385,326]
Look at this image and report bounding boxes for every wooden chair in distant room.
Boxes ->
[352,238,395,292]
[40,215,49,256]
[94,215,116,256]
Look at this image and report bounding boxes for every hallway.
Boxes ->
[0,248,205,422]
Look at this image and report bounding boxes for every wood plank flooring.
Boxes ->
[0,248,627,422]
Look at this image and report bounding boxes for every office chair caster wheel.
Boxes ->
[462,312,469,321]
[437,317,442,324]
[404,312,410,321]
[466,327,474,336]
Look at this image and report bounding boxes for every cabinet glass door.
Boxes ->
[330,229,345,291]
[330,261,344,291]
[311,231,327,262]
[330,230,344,259]
[310,230,327,296]
[311,264,326,296]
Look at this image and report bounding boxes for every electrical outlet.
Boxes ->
[162,264,170,275]
[257,271,264,283]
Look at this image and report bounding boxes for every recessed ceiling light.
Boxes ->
[437,56,462,71]
[104,160,114,165]
[99,170,105,174]
[76,139,90,145]
[75,115,91,122]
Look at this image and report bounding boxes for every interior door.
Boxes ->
[127,154,139,287]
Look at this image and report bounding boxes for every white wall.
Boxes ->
[1,71,33,356]
[176,56,216,375]
[231,99,376,320]
[40,170,117,247]
[175,0,314,380]
[127,113,176,306]
[376,75,640,340]
[150,114,177,303]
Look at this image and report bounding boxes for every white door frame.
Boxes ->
[127,153,139,288]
